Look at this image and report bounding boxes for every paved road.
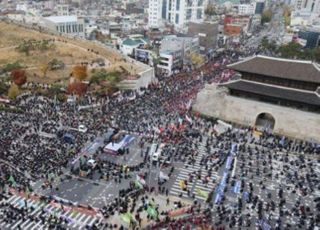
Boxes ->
[0,193,102,230]
[244,7,285,49]
[32,135,148,208]
[169,136,219,201]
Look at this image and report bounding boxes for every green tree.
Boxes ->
[90,69,108,84]
[107,74,120,86]
[48,59,65,70]
[278,42,302,58]
[49,83,63,95]
[261,36,269,50]
[16,40,31,56]
[300,49,315,60]
[261,10,272,25]
[311,47,320,62]
[2,61,23,73]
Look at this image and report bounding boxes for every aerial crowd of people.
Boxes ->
[0,47,319,229]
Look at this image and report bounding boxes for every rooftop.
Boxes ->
[122,37,148,46]
[221,79,320,107]
[227,55,320,84]
[45,15,78,23]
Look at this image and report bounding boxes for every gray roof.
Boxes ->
[221,80,320,107]
[227,55,320,84]
[45,16,78,23]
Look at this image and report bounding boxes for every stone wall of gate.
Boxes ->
[193,84,320,143]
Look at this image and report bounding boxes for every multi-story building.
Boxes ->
[148,0,208,30]
[157,35,200,75]
[56,4,69,16]
[290,8,319,26]
[188,21,219,55]
[292,0,320,14]
[298,26,320,48]
[157,50,184,75]
[148,0,163,28]
[238,3,255,15]
[238,0,265,15]
[42,16,85,38]
[255,0,265,14]
[224,14,251,36]
[120,34,149,56]
[160,35,199,60]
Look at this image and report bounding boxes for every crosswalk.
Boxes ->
[170,137,218,201]
[0,194,102,230]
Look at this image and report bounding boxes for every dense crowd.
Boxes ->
[0,48,319,229]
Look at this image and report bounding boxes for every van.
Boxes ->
[151,143,166,162]
[152,151,160,162]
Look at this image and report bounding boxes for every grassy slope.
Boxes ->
[0,21,141,84]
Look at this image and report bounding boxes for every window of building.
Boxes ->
[311,2,315,11]
[186,9,192,20]
[175,13,179,24]
[162,0,167,19]
[161,57,169,61]
[198,0,203,6]
[176,0,180,10]
[160,61,169,66]
[197,9,202,19]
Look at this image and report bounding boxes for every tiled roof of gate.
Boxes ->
[227,55,320,84]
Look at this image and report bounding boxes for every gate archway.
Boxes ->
[255,113,275,133]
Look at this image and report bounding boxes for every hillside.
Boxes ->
[0,21,141,84]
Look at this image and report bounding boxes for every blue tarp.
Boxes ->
[225,156,233,170]
[214,171,228,204]
[233,180,241,194]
